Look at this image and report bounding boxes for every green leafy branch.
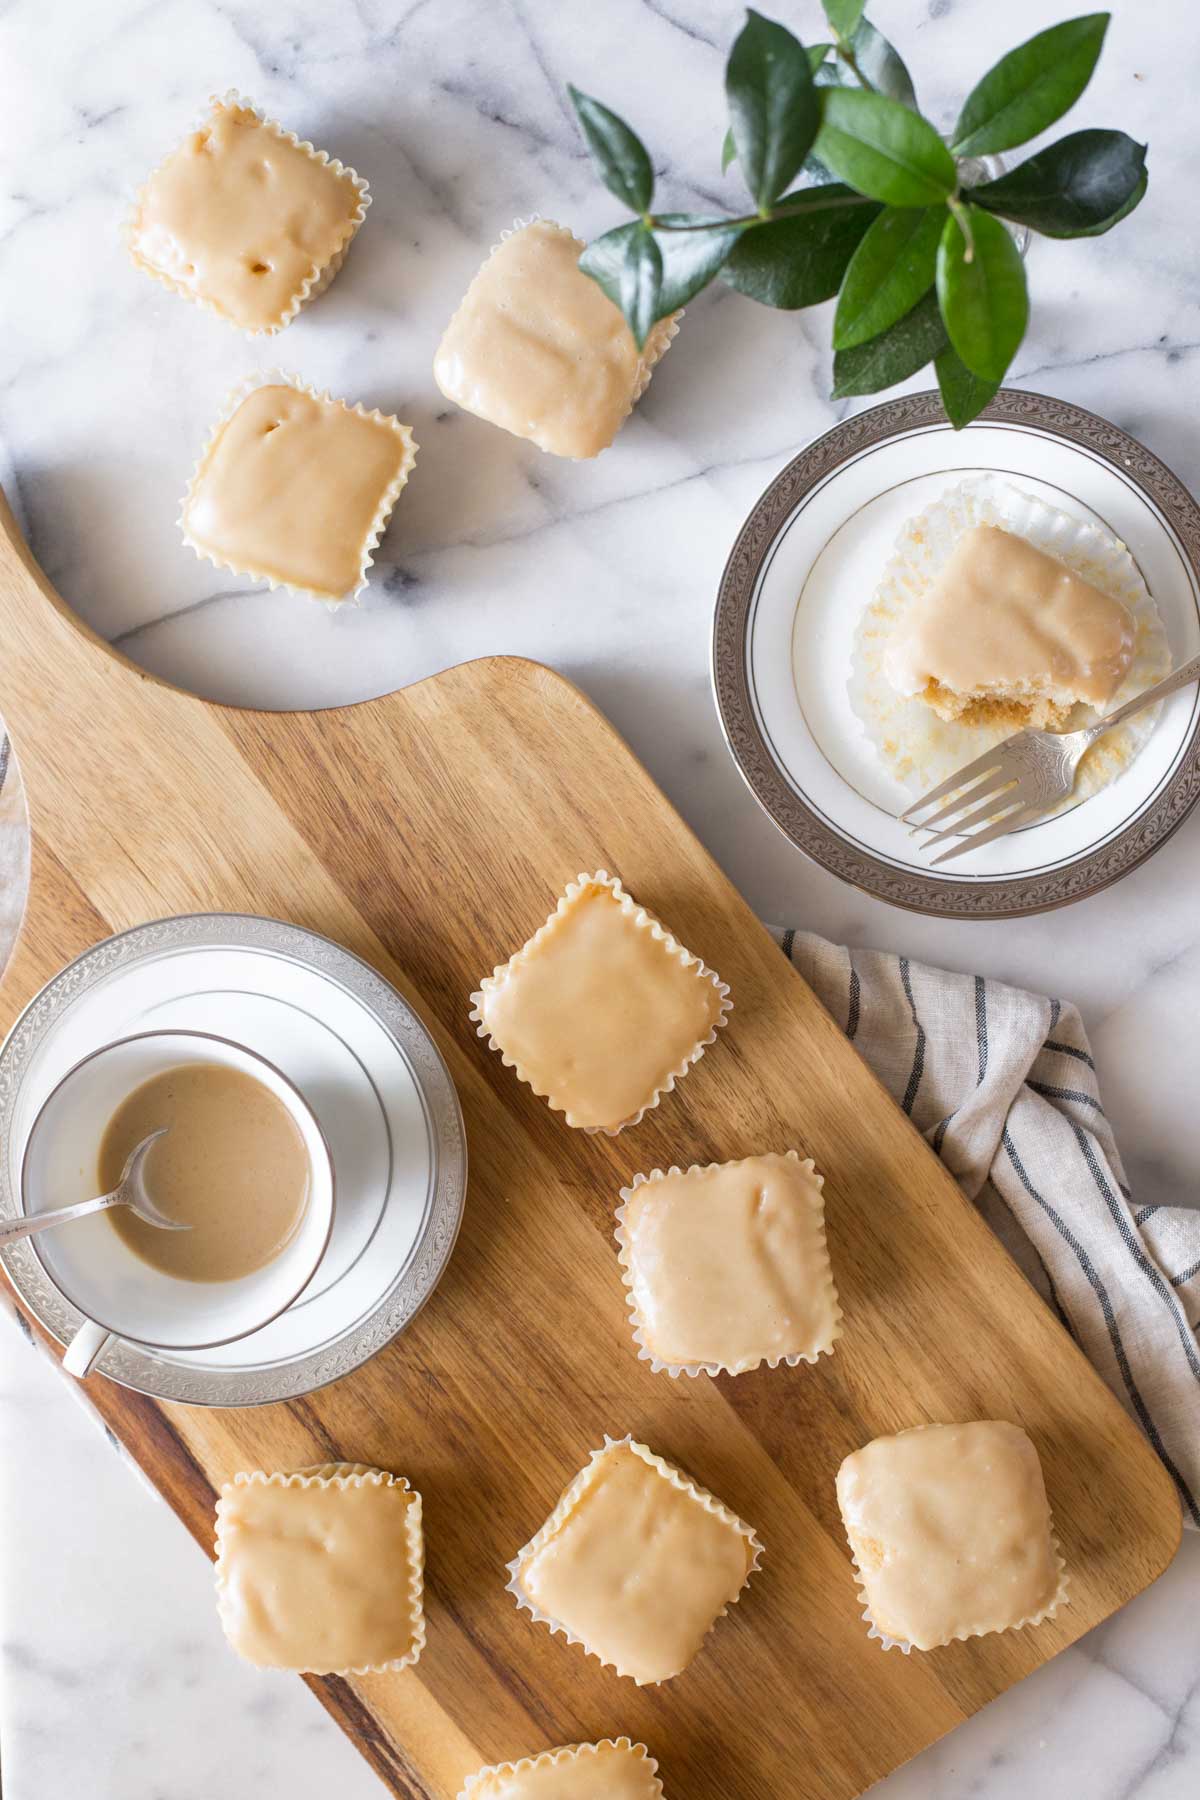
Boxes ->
[568,6,1146,428]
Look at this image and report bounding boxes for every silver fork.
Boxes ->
[903,653,1200,865]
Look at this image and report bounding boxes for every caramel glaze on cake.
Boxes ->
[128,99,364,333]
[885,524,1136,730]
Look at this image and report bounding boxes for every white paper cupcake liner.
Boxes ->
[179,369,418,606]
[849,476,1172,809]
[838,1424,1071,1654]
[846,1532,1070,1654]
[469,871,731,1136]
[458,1737,663,1799]
[441,218,679,459]
[214,1462,425,1675]
[614,1151,843,1377]
[505,1434,763,1684]
[125,90,370,336]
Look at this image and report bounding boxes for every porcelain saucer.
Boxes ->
[712,389,1200,917]
[0,913,466,1404]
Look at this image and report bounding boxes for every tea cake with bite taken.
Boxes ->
[884,523,1135,730]
[848,478,1170,811]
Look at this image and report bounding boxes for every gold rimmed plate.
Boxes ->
[711,389,1200,918]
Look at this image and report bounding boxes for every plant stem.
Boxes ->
[834,37,878,94]
[651,191,877,233]
[948,193,975,263]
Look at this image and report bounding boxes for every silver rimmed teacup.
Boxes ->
[20,1029,335,1377]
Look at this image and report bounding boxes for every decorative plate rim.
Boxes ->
[711,386,1200,919]
[0,912,467,1405]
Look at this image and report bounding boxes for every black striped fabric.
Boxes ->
[782,929,1200,1530]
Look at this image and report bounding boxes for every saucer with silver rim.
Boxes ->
[0,912,466,1405]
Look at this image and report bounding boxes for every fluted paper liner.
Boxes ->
[849,475,1172,810]
[459,1737,663,1799]
[438,218,679,459]
[214,1461,425,1675]
[125,90,370,336]
[615,1150,843,1377]
[470,872,731,1135]
[836,1426,1070,1654]
[179,369,417,605]
[506,1434,763,1684]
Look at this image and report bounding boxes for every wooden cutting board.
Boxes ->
[0,488,1181,1800]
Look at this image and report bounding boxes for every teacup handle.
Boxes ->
[62,1320,112,1379]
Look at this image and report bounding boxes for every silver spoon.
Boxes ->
[0,1129,190,1247]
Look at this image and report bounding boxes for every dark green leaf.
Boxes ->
[831,287,947,396]
[579,221,664,347]
[950,14,1110,158]
[727,43,829,169]
[935,343,1000,429]
[841,19,918,108]
[1069,168,1147,236]
[834,204,944,348]
[819,20,918,109]
[579,223,636,311]
[726,10,821,210]
[815,88,955,205]
[935,206,1028,383]
[720,184,880,308]
[568,86,655,213]
[822,0,865,35]
[966,129,1147,237]
[651,215,746,311]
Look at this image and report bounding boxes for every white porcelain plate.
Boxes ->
[0,914,466,1403]
[712,390,1200,917]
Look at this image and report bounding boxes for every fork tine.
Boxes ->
[911,768,1018,835]
[900,740,1013,822]
[919,783,1025,850]
[929,805,1034,866]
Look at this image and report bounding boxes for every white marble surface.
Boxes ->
[1,0,1198,1795]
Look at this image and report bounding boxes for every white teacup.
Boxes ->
[21,1030,335,1378]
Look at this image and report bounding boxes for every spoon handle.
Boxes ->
[0,1191,122,1247]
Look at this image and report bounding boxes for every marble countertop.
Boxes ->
[1,0,1197,1795]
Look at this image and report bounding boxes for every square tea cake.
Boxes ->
[433,220,676,458]
[471,872,730,1134]
[507,1436,761,1684]
[215,1463,425,1674]
[459,1737,663,1799]
[126,93,369,334]
[616,1150,842,1375]
[181,377,416,602]
[836,1421,1068,1651]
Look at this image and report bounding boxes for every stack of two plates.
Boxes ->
[0,915,466,1404]
[713,391,1200,917]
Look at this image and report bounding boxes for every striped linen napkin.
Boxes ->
[783,929,1200,1529]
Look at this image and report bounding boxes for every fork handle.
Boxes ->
[1085,651,1200,743]
[0,1191,122,1247]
